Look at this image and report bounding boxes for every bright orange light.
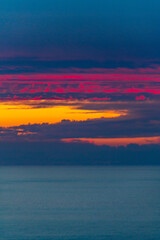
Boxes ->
[0,100,127,127]
[62,137,160,146]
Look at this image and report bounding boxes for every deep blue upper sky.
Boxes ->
[1,0,160,17]
[0,0,160,62]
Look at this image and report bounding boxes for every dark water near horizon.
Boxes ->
[0,166,160,240]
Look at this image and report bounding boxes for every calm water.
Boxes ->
[0,166,160,240]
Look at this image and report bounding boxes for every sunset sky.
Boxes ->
[0,0,160,164]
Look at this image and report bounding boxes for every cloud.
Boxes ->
[1,64,160,101]
[0,98,159,140]
[0,141,160,165]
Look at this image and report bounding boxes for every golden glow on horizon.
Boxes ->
[0,101,126,127]
[62,137,160,146]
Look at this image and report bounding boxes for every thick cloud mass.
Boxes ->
[0,0,160,165]
[0,142,160,165]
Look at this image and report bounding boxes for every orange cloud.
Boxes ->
[62,136,160,146]
[0,100,127,127]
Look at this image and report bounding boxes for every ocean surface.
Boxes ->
[0,166,160,240]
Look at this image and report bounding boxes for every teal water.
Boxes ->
[0,166,160,240]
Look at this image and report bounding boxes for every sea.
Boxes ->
[0,166,160,240]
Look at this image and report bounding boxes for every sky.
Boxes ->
[0,0,160,165]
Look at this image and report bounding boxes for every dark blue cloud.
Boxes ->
[0,141,160,165]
